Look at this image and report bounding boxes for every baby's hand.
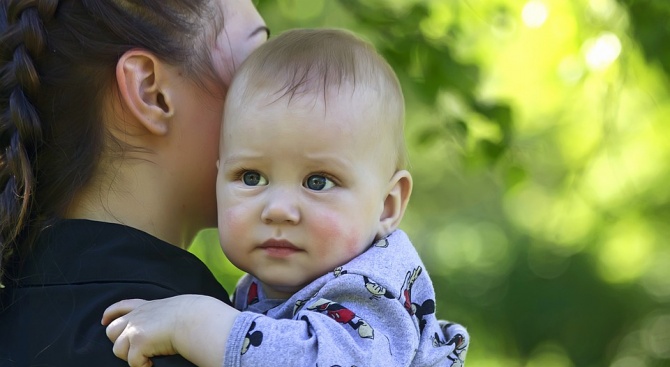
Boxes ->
[102,297,189,367]
[102,295,237,367]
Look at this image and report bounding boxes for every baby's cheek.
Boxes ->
[311,212,366,258]
[218,208,252,267]
[219,208,246,242]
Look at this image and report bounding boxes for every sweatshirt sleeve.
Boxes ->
[224,273,420,367]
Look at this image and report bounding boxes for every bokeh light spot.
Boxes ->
[588,0,618,20]
[643,313,670,359]
[526,342,574,367]
[640,250,670,301]
[522,1,549,28]
[597,218,654,284]
[584,32,622,71]
[431,221,511,276]
[610,356,647,367]
[504,182,551,234]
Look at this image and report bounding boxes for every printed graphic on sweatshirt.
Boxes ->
[307,298,375,339]
[400,266,422,315]
[241,321,263,355]
[293,298,310,316]
[433,323,468,366]
[362,276,394,300]
[399,266,437,334]
[374,238,389,248]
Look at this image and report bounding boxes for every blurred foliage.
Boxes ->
[617,0,670,77]
[190,0,670,366]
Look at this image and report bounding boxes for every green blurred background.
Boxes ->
[190,0,670,366]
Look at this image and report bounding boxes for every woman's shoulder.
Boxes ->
[15,219,230,298]
[0,219,230,366]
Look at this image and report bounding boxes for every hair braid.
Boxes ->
[0,0,57,287]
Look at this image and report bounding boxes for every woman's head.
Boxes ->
[0,0,266,284]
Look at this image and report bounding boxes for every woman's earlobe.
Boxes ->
[115,50,173,136]
[377,170,413,238]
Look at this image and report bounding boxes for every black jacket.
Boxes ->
[0,220,231,367]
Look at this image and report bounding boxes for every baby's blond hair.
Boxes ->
[227,28,408,170]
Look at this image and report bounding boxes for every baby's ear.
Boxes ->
[376,170,413,239]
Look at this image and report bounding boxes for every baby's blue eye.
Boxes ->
[242,171,268,186]
[304,174,335,191]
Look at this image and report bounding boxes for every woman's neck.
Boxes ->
[64,161,200,249]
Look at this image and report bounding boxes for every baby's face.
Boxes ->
[216,88,394,299]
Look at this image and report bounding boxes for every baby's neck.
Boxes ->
[259,282,302,300]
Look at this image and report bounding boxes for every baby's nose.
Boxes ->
[260,189,300,225]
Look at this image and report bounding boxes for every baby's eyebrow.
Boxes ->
[302,154,351,170]
[221,154,264,166]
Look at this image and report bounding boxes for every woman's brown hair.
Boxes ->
[0,0,220,287]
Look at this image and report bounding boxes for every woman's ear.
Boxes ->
[115,50,174,136]
[377,170,413,239]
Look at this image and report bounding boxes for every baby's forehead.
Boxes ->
[225,86,382,143]
[266,87,385,128]
[226,70,401,131]
[223,84,402,171]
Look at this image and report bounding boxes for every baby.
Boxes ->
[104,28,469,367]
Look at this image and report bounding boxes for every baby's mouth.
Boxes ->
[258,239,302,257]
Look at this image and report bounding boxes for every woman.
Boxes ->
[0,0,267,365]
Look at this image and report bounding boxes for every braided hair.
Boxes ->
[0,0,219,288]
